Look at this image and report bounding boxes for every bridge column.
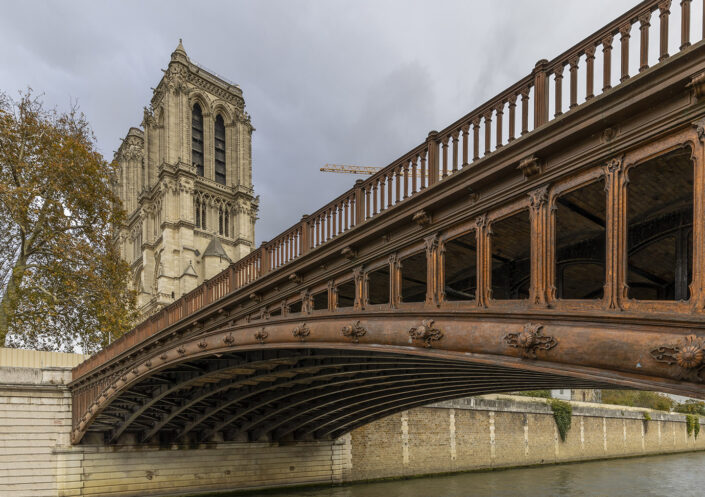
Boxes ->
[424,233,441,306]
[475,214,491,307]
[691,119,705,310]
[529,185,553,306]
[603,156,628,310]
[353,265,364,310]
[389,254,401,308]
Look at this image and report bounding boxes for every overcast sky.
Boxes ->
[0,0,638,244]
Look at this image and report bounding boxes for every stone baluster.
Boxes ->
[620,23,631,82]
[659,1,671,61]
[639,11,651,72]
[602,35,613,91]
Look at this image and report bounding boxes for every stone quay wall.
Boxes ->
[1,362,703,497]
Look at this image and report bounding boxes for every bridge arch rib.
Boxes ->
[73,311,705,445]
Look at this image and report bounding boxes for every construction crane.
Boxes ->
[320,163,432,181]
[320,164,382,175]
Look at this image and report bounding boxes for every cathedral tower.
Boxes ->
[114,41,258,317]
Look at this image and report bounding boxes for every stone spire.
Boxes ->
[171,39,189,63]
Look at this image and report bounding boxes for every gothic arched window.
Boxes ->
[195,198,206,230]
[192,104,204,177]
[214,114,226,185]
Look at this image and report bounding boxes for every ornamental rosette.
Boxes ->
[408,319,443,348]
[254,328,268,344]
[292,323,311,342]
[651,335,705,381]
[342,321,367,343]
[504,323,557,359]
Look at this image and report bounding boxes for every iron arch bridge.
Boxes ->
[73,0,705,445]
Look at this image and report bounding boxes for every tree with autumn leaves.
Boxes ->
[0,90,137,354]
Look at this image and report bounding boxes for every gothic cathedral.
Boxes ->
[113,41,258,317]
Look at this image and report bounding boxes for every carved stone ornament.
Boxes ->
[517,155,543,179]
[408,319,443,348]
[255,328,268,344]
[249,292,262,303]
[412,209,432,228]
[650,335,705,381]
[223,333,235,345]
[160,353,168,361]
[198,340,208,350]
[528,185,549,211]
[693,118,705,143]
[292,323,311,342]
[145,360,152,369]
[686,71,705,100]
[341,246,357,260]
[504,323,557,358]
[342,321,367,343]
[601,127,618,143]
[289,273,302,284]
[177,346,186,356]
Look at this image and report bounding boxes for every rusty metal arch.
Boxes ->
[277,374,606,441]
[142,359,467,443]
[180,367,482,442]
[72,310,705,444]
[199,365,567,442]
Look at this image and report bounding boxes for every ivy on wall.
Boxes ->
[550,399,572,442]
[686,415,700,439]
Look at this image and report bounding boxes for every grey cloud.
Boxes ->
[0,0,636,243]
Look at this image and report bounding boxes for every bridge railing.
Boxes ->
[73,0,705,380]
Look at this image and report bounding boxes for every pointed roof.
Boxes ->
[202,237,231,262]
[182,260,197,277]
[174,38,186,55]
[171,38,189,63]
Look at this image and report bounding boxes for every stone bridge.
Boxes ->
[71,0,705,445]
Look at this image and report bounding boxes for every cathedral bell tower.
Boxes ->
[114,40,258,317]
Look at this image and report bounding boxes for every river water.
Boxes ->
[235,452,705,497]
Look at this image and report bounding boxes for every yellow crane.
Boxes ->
[319,164,382,175]
[320,163,430,178]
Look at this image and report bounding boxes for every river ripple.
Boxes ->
[235,451,705,497]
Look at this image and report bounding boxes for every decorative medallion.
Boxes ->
[145,360,152,368]
[177,346,186,356]
[342,321,367,343]
[650,335,705,381]
[408,319,443,348]
[504,323,557,358]
[413,209,432,228]
[341,246,357,260]
[255,328,268,344]
[198,340,208,350]
[517,155,543,179]
[223,333,235,345]
[160,353,168,361]
[292,323,311,342]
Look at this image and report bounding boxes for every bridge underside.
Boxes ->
[85,347,612,445]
